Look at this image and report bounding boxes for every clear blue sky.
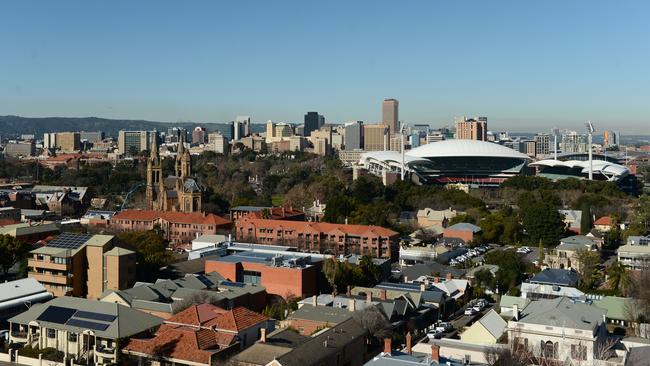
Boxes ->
[1,0,649,133]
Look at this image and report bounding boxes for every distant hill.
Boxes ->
[0,115,263,138]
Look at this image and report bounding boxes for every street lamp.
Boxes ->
[585,121,595,180]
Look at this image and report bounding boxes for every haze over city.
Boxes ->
[1,0,649,133]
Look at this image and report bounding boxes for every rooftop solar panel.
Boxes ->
[37,306,77,324]
[220,281,245,288]
[47,233,93,250]
[74,310,117,322]
[66,318,110,331]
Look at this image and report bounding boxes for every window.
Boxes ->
[542,341,558,359]
[47,329,56,338]
[242,270,261,285]
[68,333,77,342]
[571,344,587,360]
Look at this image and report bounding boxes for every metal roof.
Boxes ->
[408,139,531,160]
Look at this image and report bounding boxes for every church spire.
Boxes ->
[150,130,159,159]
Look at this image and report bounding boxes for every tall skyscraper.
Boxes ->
[603,130,618,148]
[363,124,389,151]
[344,121,364,150]
[236,116,251,137]
[454,116,488,141]
[534,134,551,156]
[192,126,206,144]
[118,131,151,155]
[304,112,320,137]
[382,99,399,135]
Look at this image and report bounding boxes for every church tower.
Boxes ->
[146,130,162,210]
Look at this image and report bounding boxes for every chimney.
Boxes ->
[406,332,412,355]
[380,289,387,301]
[420,283,426,292]
[513,304,519,321]
[349,298,356,312]
[347,285,352,297]
[384,338,392,354]
[260,328,267,343]
[446,272,453,280]
[431,344,440,363]
[312,295,318,306]
[434,277,440,283]
[404,276,408,283]
[366,292,372,303]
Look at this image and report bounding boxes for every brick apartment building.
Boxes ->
[28,233,136,298]
[110,210,232,246]
[235,217,399,259]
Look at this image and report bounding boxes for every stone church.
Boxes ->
[146,133,202,212]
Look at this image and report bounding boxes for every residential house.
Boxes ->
[28,233,136,298]
[416,208,459,231]
[460,309,507,345]
[231,318,368,366]
[123,303,271,366]
[110,210,232,247]
[0,221,59,243]
[505,297,611,364]
[498,295,531,318]
[559,209,583,234]
[443,223,481,243]
[545,235,597,271]
[618,236,650,270]
[594,216,614,232]
[397,262,466,283]
[592,296,634,327]
[100,273,267,318]
[8,296,163,365]
[31,185,91,216]
[286,303,354,335]
[520,268,583,300]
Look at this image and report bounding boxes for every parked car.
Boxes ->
[427,329,443,339]
[436,322,453,332]
[464,308,476,316]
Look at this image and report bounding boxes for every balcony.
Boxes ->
[28,259,69,271]
[29,272,73,285]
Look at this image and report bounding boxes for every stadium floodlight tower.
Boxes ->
[551,128,560,160]
[585,121,595,180]
[400,122,409,181]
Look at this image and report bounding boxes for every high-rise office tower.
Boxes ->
[118,131,151,155]
[534,134,551,156]
[192,127,206,144]
[344,121,364,150]
[304,112,320,137]
[236,116,251,137]
[454,116,488,141]
[603,130,618,148]
[265,120,275,141]
[275,123,293,138]
[382,99,399,135]
[363,124,389,151]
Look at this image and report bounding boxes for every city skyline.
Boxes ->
[1,1,649,133]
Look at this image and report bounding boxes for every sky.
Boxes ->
[1,1,649,133]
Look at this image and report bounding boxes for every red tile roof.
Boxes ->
[124,304,266,365]
[238,217,399,237]
[113,210,231,226]
[594,216,613,226]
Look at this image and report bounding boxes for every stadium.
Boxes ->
[360,139,532,186]
[529,159,630,182]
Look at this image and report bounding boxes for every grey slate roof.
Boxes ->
[398,262,466,281]
[558,235,596,251]
[475,309,507,339]
[289,304,353,324]
[446,223,481,233]
[9,296,163,339]
[517,297,606,331]
[529,268,580,287]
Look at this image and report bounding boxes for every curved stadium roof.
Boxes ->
[530,159,630,181]
[407,139,532,160]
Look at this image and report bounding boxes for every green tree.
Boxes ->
[322,258,346,294]
[0,234,30,276]
[607,261,632,296]
[518,196,565,246]
[473,268,495,289]
[323,194,356,224]
[116,230,173,281]
[575,249,601,290]
[580,202,592,234]
[484,249,530,293]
